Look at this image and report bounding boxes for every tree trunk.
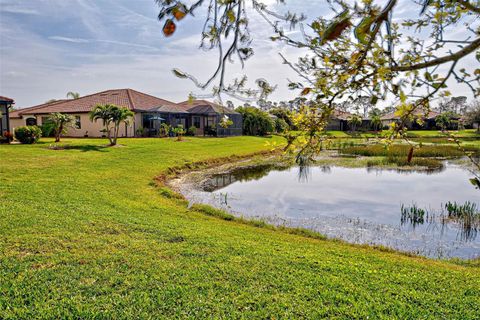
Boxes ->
[111,122,119,146]
[55,124,63,142]
[106,124,114,145]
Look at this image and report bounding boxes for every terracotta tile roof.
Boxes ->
[11,89,177,117]
[331,110,353,120]
[0,96,14,103]
[139,104,189,114]
[178,99,240,115]
[381,109,440,121]
[9,100,68,118]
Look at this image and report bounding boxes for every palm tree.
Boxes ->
[110,106,134,145]
[347,114,362,133]
[90,104,115,145]
[89,104,134,146]
[370,115,382,133]
[49,112,74,142]
[66,92,80,99]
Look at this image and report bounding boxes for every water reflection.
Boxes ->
[194,164,480,259]
[203,164,291,192]
[365,165,446,175]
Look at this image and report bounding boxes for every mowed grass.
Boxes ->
[1,137,479,319]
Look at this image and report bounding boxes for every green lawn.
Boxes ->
[1,137,479,319]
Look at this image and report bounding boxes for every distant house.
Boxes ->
[0,96,14,134]
[9,89,243,137]
[380,109,459,130]
[325,110,353,131]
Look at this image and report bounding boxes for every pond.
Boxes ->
[182,162,480,259]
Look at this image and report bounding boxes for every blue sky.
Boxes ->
[0,0,476,108]
[0,0,315,107]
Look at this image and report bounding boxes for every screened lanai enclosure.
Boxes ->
[139,103,242,137]
[140,105,189,136]
[0,96,14,134]
[186,103,242,136]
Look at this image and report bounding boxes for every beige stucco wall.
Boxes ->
[9,118,26,131]
[10,113,137,138]
[62,113,135,138]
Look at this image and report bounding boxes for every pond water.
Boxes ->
[187,163,480,259]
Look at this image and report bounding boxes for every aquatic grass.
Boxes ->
[400,204,431,227]
[445,201,478,218]
[443,201,480,241]
[323,129,480,139]
[340,144,479,158]
[366,156,443,169]
[399,201,480,242]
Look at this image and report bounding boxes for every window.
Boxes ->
[75,116,81,129]
[26,118,37,126]
[41,116,51,125]
[207,116,215,127]
[193,116,201,128]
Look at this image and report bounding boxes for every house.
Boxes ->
[9,89,243,137]
[9,89,177,137]
[0,96,14,134]
[380,109,459,130]
[325,110,352,131]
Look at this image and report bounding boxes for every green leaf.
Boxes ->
[424,72,433,82]
[469,178,480,189]
[172,68,188,78]
[354,16,374,45]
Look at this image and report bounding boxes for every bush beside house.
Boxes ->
[236,106,274,136]
[14,126,42,144]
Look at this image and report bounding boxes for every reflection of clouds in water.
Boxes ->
[179,164,480,259]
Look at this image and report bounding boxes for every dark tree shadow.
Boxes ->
[48,144,109,152]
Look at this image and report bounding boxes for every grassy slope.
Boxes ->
[0,137,479,319]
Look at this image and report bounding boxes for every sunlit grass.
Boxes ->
[0,137,479,318]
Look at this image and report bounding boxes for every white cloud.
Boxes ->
[49,36,160,50]
[49,36,90,44]
[0,2,40,15]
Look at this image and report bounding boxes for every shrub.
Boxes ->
[136,127,146,137]
[172,124,185,141]
[269,107,295,129]
[14,126,42,144]
[236,106,274,136]
[274,118,289,133]
[187,125,197,136]
[40,121,56,137]
[1,131,13,144]
[160,123,171,137]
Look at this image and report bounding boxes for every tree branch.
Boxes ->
[392,37,480,72]
[456,0,480,14]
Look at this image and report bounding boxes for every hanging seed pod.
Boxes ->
[163,19,176,37]
[321,11,352,45]
[407,146,414,164]
[172,5,187,21]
